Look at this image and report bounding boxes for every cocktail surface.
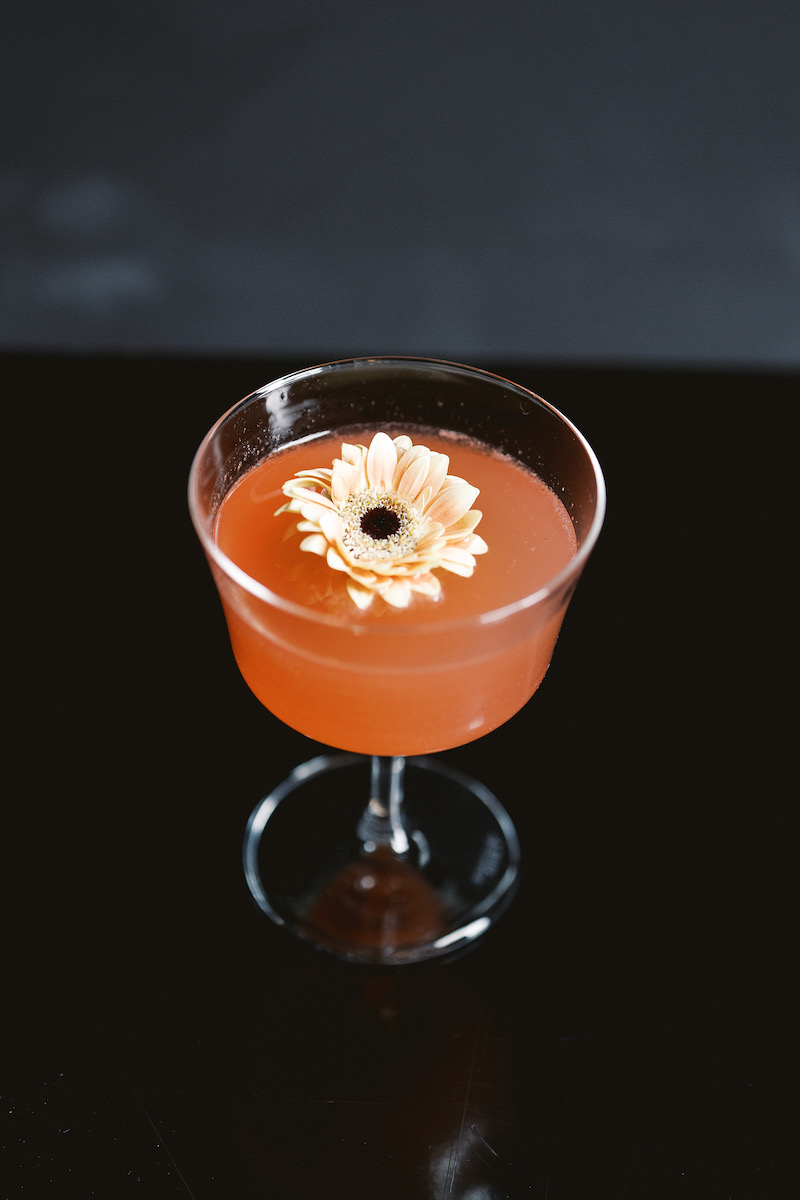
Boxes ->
[212,425,578,754]
[215,425,576,623]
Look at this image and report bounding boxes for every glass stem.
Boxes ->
[357,756,410,857]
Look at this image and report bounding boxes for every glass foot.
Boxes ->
[243,755,521,965]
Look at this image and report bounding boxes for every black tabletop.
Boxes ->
[4,352,798,1198]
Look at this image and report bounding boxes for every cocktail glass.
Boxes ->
[188,358,604,964]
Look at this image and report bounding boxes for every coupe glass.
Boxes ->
[189,358,604,964]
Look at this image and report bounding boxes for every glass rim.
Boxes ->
[188,356,607,633]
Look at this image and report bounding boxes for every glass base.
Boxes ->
[243,755,521,965]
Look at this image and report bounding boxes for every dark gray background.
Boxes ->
[3,0,798,366]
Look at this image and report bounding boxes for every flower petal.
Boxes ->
[444,509,483,537]
[416,522,444,549]
[299,533,328,556]
[318,508,345,542]
[383,578,412,608]
[393,450,432,502]
[346,579,374,609]
[291,468,333,487]
[419,452,449,499]
[347,565,380,585]
[366,432,397,490]
[326,546,351,573]
[391,443,426,478]
[423,480,480,527]
[439,545,478,577]
[331,460,361,503]
[410,573,442,598]
[289,486,338,511]
[297,500,336,525]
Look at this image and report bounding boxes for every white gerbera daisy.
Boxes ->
[277,432,488,609]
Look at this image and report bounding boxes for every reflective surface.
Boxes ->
[5,353,798,1196]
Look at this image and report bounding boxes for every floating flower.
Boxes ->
[277,432,488,609]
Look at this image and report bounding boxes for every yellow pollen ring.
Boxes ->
[341,489,423,561]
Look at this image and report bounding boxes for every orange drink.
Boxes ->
[213,427,578,755]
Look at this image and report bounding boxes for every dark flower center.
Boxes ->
[360,506,401,539]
